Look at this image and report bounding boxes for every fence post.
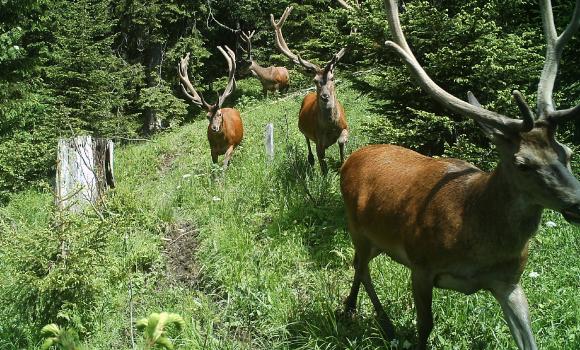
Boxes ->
[265,123,274,162]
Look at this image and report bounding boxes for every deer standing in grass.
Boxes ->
[178,46,243,170]
[340,0,580,349]
[271,7,348,174]
[239,30,290,97]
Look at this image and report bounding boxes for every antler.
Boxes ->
[324,47,347,75]
[240,30,256,60]
[270,7,321,73]
[337,0,355,10]
[537,0,580,122]
[383,0,532,133]
[178,52,211,110]
[217,45,237,108]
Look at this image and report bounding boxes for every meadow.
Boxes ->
[1,74,579,349]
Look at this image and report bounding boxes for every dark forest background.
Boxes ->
[1,0,579,201]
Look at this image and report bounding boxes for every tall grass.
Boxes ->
[1,76,579,349]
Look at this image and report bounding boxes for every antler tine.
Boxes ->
[270,7,320,73]
[383,0,527,133]
[538,0,580,121]
[178,53,210,109]
[240,30,255,59]
[324,47,347,74]
[217,45,237,108]
[511,90,535,131]
[337,0,355,11]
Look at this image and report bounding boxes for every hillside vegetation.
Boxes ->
[2,0,580,349]
[1,76,579,349]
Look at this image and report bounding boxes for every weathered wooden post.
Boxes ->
[264,123,274,162]
[56,136,115,212]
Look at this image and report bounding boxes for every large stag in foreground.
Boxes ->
[239,30,290,97]
[341,0,580,349]
[178,46,243,170]
[271,7,348,174]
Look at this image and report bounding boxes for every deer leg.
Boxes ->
[316,143,328,175]
[344,239,393,336]
[222,145,235,170]
[305,137,315,166]
[491,282,537,350]
[411,270,434,350]
[361,264,395,338]
[338,129,349,164]
[344,252,362,315]
[211,150,218,164]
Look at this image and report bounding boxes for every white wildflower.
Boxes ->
[212,196,221,202]
[545,221,557,228]
[529,271,540,278]
[182,173,192,178]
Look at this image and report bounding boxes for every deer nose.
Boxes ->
[561,203,580,226]
[320,93,330,101]
[211,125,220,132]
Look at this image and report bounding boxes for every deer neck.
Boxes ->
[472,163,543,244]
[317,95,340,122]
[249,61,270,79]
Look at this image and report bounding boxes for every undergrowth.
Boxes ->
[1,76,579,349]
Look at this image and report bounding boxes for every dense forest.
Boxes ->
[1,0,579,349]
[2,0,578,201]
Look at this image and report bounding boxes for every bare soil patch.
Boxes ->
[158,152,178,173]
[163,221,200,288]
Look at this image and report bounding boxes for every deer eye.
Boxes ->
[516,163,534,171]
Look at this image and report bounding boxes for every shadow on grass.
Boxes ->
[284,298,417,350]
[268,142,349,270]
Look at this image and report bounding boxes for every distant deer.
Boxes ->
[239,30,290,97]
[340,1,580,349]
[271,7,348,174]
[178,46,243,170]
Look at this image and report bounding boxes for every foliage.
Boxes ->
[136,312,185,350]
[40,323,82,350]
[0,0,580,348]
[2,81,578,349]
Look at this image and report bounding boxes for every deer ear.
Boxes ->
[467,91,510,142]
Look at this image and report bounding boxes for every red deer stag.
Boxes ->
[178,46,243,170]
[340,0,580,349]
[239,30,290,97]
[271,7,348,174]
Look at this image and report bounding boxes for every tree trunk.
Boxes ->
[145,42,163,132]
[56,136,115,212]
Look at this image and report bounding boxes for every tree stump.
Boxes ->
[56,136,115,212]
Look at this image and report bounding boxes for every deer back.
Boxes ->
[341,144,535,276]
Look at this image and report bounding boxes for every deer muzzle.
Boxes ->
[561,204,580,226]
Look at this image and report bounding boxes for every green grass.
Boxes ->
[1,76,579,349]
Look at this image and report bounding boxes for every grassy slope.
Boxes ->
[1,77,579,349]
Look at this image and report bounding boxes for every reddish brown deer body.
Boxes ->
[271,7,348,174]
[178,46,243,170]
[239,30,290,97]
[341,1,580,349]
